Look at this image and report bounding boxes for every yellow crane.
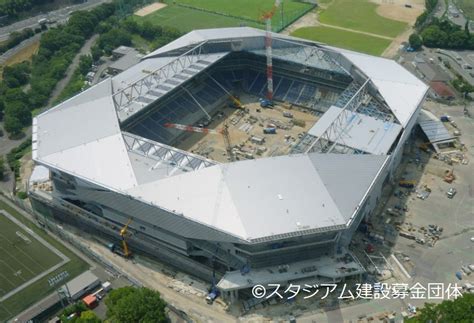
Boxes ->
[119,218,133,258]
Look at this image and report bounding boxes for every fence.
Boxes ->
[169,1,317,33]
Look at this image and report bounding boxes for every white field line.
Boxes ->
[0,210,69,302]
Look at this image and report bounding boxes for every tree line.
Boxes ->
[410,0,474,51]
[0,3,116,137]
[59,286,167,323]
[0,0,52,18]
[0,0,182,137]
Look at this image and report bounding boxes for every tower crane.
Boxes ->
[164,122,235,161]
[260,0,282,102]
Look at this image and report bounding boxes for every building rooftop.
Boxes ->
[32,27,428,242]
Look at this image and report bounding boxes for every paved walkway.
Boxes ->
[317,22,395,40]
[47,34,99,107]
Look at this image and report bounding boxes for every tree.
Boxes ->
[77,310,101,323]
[0,156,5,181]
[3,62,31,88]
[407,293,474,322]
[421,25,448,47]
[106,287,167,323]
[4,114,23,137]
[409,33,423,50]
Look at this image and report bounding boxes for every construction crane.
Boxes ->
[119,218,133,258]
[204,72,244,109]
[164,122,234,161]
[260,0,282,102]
[107,218,133,258]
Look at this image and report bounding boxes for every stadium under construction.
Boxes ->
[29,27,429,302]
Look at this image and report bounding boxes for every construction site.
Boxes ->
[26,21,435,316]
[172,95,319,163]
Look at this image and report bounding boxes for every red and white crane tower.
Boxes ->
[261,0,282,102]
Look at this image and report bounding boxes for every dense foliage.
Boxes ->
[407,293,474,322]
[0,0,52,17]
[92,18,181,59]
[421,18,473,49]
[60,302,101,323]
[54,55,93,104]
[6,137,31,179]
[415,0,439,28]
[0,0,181,137]
[409,33,423,50]
[105,287,167,323]
[0,156,5,181]
[0,3,115,136]
[0,28,36,54]
[451,74,474,95]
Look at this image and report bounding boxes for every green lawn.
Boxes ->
[137,0,315,32]
[172,0,314,25]
[457,0,474,19]
[0,201,89,321]
[135,5,263,33]
[319,0,407,38]
[292,26,391,56]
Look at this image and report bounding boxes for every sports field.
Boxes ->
[136,5,262,32]
[319,0,407,37]
[0,212,64,298]
[457,0,474,20]
[135,0,315,32]
[291,26,391,56]
[0,201,89,321]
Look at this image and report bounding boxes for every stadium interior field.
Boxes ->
[122,51,350,162]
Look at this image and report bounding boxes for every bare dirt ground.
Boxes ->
[373,0,425,58]
[17,152,33,193]
[382,27,412,58]
[176,94,319,163]
[134,2,167,17]
[282,0,425,58]
[75,235,237,322]
[371,0,425,24]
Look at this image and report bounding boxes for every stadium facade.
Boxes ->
[29,27,429,301]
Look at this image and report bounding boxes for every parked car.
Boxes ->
[447,187,457,198]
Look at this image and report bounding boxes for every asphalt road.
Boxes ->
[0,0,111,42]
[428,49,474,85]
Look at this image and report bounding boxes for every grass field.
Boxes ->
[0,201,89,321]
[173,0,314,23]
[319,0,407,37]
[291,26,391,56]
[135,5,262,32]
[0,213,63,298]
[456,0,474,20]
[135,0,315,32]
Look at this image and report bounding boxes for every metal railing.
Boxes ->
[123,132,217,172]
[112,41,208,110]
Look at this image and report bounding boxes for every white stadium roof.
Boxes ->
[33,27,428,242]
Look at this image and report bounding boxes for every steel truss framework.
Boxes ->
[272,38,350,76]
[112,41,208,111]
[123,132,217,172]
[305,79,370,154]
